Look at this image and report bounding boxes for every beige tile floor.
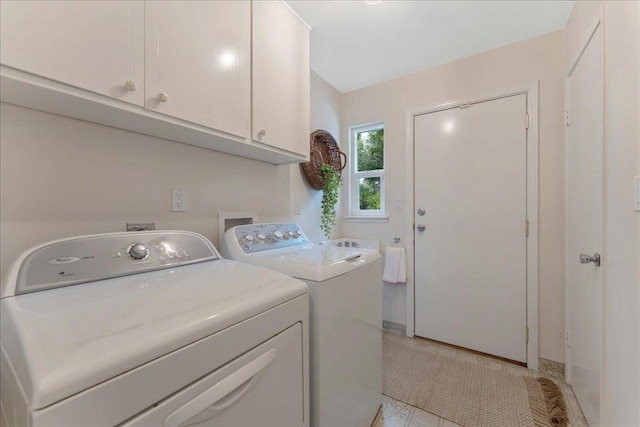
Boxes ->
[372,395,462,427]
[373,332,588,427]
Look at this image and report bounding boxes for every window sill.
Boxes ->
[344,216,389,223]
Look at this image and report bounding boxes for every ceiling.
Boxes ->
[286,1,574,93]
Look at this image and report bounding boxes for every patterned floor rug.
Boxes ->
[383,332,572,427]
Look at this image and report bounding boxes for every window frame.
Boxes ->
[348,122,386,217]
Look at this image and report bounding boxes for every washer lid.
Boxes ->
[258,245,365,266]
[0,259,307,409]
[251,245,382,282]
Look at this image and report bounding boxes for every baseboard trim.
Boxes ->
[383,320,406,334]
[538,358,565,380]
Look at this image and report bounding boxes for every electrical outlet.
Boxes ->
[172,189,186,212]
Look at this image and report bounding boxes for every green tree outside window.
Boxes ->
[357,129,384,210]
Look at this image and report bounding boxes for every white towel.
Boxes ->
[382,246,406,284]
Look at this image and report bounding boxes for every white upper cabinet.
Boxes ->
[0,1,309,164]
[252,1,310,157]
[145,1,250,139]
[0,0,144,106]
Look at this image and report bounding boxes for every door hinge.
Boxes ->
[565,110,571,126]
[525,220,529,237]
[525,113,530,129]
[526,327,529,343]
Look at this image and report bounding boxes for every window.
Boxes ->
[349,123,385,217]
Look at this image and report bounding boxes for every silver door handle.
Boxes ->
[580,253,601,267]
[416,224,426,232]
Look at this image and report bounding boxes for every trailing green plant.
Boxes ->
[320,164,341,239]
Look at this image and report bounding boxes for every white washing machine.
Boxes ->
[0,231,309,427]
[222,223,383,427]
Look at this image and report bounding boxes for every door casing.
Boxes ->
[404,83,540,369]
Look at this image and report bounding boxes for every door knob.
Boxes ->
[580,253,601,267]
[416,224,426,232]
[158,92,169,102]
[417,208,425,216]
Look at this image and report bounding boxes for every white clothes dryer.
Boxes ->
[0,231,309,427]
[222,223,382,427]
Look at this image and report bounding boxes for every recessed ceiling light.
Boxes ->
[364,0,382,5]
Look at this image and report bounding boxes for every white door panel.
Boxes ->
[414,94,528,363]
[566,24,603,427]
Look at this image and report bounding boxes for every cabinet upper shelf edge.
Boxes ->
[0,66,309,165]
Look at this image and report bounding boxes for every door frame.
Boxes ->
[564,6,605,423]
[404,83,540,369]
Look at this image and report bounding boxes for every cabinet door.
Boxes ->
[0,1,144,106]
[145,1,250,139]
[252,1,310,157]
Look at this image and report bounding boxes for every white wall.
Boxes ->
[0,102,278,273]
[0,72,339,278]
[340,30,567,363]
[286,71,343,243]
[601,4,640,423]
[566,2,640,425]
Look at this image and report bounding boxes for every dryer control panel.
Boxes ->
[7,231,219,297]
[225,223,312,255]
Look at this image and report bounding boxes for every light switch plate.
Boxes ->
[634,176,640,212]
[393,197,403,211]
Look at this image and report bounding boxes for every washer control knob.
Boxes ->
[292,230,302,238]
[127,243,149,260]
[271,230,283,241]
[242,235,254,244]
[256,233,266,242]
[286,231,295,239]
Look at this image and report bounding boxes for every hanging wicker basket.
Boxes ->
[301,130,347,190]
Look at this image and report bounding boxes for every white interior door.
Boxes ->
[414,94,528,363]
[566,23,603,427]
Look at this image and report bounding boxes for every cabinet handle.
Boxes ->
[125,80,137,92]
[163,349,277,427]
[158,92,169,103]
[258,129,267,137]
